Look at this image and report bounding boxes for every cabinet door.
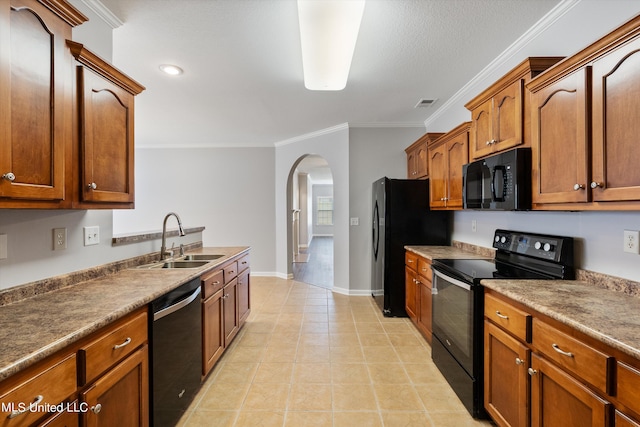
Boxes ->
[237,269,250,326]
[0,1,70,201]
[407,149,417,178]
[492,80,523,153]
[484,321,529,427]
[78,66,135,204]
[405,267,418,321]
[417,279,432,344]
[415,143,429,178]
[428,144,447,208]
[591,37,640,202]
[469,99,493,159]
[203,289,225,376]
[616,411,640,427]
[82,345,149,427]
[223,279,239,346]
[529,353,611,427]
[39,403,80,426]
[446,136,468,209]
[531,68,589,205]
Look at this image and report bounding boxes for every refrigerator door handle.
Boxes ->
[372,201,380,259]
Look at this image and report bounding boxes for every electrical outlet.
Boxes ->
[53,228,67,251]
[350,217,359,226]
[83,226,100,246]
[0,234,7,259]
[623,230,640,254]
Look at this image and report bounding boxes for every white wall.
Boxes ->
[348,126,426,293]
[425,1,640,283]
[113,147,276,275]
[275,126,350,293]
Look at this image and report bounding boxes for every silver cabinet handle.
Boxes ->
[573,184,585,191]
[91,403,102,414]
[552,343,574,358]
[1,172,16,182]
[87,182,97,190]
[495,311,509,319]
[213,280,221,285]
[407,260,414,263]
[591,181,603,189]
[113,337,132,350]
[515,358,524,365]
[528,368,537,376]
[486,140,491,146]
[8,395,43,418]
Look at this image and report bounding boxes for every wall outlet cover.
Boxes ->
[0,234,7,259]
[84,226,100,246]
[53,228,67,251]
[623,230,640,254]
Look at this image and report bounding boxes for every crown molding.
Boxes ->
[274,123,349,147]
[80,0,123,28]
[424,0,580,128]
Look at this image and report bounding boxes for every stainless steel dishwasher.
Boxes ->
[150,277,202,427]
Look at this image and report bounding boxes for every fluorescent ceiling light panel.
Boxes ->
[298,0,365,91]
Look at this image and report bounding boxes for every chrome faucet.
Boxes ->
[160,212,185,260]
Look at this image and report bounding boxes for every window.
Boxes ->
[317,196,333,225]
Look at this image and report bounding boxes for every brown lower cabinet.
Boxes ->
[404,251,433,344]
[484,290,640,427]
[202,251,250,377]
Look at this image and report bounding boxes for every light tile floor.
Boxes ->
[179,277,495,427]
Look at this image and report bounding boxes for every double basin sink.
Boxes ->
[136,254,224,269]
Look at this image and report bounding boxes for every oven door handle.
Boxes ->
[433,270,471,291]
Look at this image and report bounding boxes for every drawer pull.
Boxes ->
[515,357,524,365]
[552,343,574,358]
[91,403,102,414]
[407,260,414,263]
[212,281,221,285]
[241,261,248,265]
[8,395,43,419]
[528,368,537,376]
[113,337,132,350]
[495,311,509,319]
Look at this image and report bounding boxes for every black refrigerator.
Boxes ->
[371,177,450,317]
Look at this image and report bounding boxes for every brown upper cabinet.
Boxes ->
[528,14,640,210]
[465,57,563,161]
[0,0,144,209]
[405,132,443,179]
[0,0,86,206]
[427,122,470,210]
[68,41,145,208]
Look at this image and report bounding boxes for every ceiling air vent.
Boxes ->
[414,98,437,108]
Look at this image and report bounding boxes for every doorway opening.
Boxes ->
[287,155,334,289]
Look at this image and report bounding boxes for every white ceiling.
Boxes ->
[98,0,561,148]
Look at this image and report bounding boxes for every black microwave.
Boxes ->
[462,147,531,210]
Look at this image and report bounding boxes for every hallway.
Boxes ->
[293,236,334,289]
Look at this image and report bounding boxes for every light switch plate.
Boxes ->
[84,226,100,246]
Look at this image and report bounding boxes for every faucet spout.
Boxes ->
[160,212,185,260]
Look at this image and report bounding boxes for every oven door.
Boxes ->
[432,269,475,375]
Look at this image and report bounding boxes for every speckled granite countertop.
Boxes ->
[0,246,249,382]
[482,279,640,360]
[405,244,493,260]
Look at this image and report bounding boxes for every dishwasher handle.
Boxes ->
[154,286,201,321]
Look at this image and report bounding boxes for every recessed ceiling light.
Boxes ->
[159,64,184,76]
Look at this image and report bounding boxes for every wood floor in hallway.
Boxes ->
[292,236,333,289]
[178,277,493,427]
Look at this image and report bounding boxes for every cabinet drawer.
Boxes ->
[405,252,418,270]
[223,261,238,283]
[617,362,640,416]
[79,311,148,385]
[485,293,531,342]
[417,257,432,282]
[237,253,250,273]
[532,318,613,394]
[202,269,224,299]
[0,353,76,426]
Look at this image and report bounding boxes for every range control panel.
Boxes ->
[493,229,573,264]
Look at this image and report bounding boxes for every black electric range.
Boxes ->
[430,229,574,418]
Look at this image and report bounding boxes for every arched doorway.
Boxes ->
[287,154,334,289]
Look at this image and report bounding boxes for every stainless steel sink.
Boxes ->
[160,261,209,269]
[181,254,224,261]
